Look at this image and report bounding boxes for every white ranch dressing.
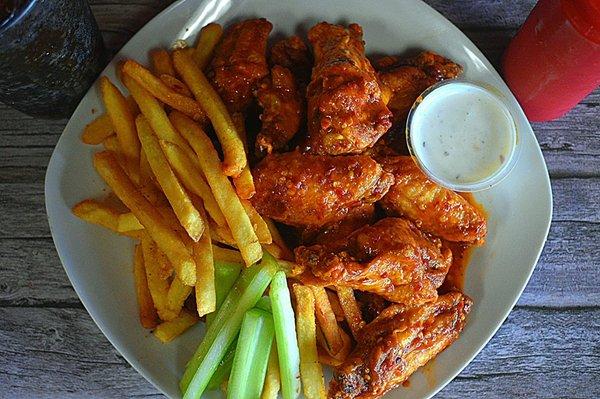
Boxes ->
[408,82,517,191]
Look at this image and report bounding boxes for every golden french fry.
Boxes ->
[133,243,159,329]
[275,260,304,278]
[72,199,141,239]
[193,22,223,70]
[142,235,175,320]
[293,284,326,399]
[265,219,293,260]
[209,221,237,246]
[192,215,216,317]
[159,140,227,227]
[326,289,345,321]
[160,74,193,97]
[122,60,207,123]
[138,150,166,206]
[121,72,198,164]
[117,212,144,232]
[261,342,281,399]
[102,132,120,154]
[172,50,247,177]
[72,199,119,231]
[166,276,193,317]
[153,309,198,343]
[311,286,344,356]
[212,245,244,263]
[137,115,205,242]
[170,111,261,266]
[100,77,140,173]
[93,151,196,285]
[316,323,352,365]
[125,94,140,116]
[231,113,256,199]
[240,199,272,245]
[82,114,114,145]
[336,287,365,339]
[150,48,176,76]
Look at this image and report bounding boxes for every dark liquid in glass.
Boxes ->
[0,0,107,119]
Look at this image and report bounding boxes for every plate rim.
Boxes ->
[44,0,554,397]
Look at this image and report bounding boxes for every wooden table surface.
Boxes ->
[2,0,599,397]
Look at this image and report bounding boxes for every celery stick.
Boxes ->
[207,296,272,390]
[180,253,278,396]
[206,340,236,390]
[270,271,301,399]
[206,261,242,326]
[227,309,274,399]
[255,296,272,312]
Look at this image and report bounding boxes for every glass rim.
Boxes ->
[405,79,521,192]
[0,0,38,34]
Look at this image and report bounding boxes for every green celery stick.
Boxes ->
[270,271,301,399]
[180,252,279,396]
[227,308,275,399]
[206,339,236,390]
[207,296,273,390]
[255,296,272,312]
[206,261,242,327]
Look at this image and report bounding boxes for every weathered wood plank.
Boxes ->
[0,307,159,398]
[439,306,600,398]
[1,306,598,398]
[1,220,596,308]
[517,221,600,307]
[1,179,598,306]
[2,178,596,240]
[0,238,78,307]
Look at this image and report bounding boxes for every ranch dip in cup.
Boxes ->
[406,81,519,192]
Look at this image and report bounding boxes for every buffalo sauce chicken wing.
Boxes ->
[255,65,303,155]
[269,35,313,88]
[377,51,463,124]
[329,291,472,399]
[250,151,393,228]
[294,218,452,304]
[210,18,272,112]
[305,22,392,155]
[379,156,487,243]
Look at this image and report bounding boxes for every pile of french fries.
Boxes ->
[75,22,368,399]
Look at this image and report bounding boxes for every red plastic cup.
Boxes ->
[502,0,600,121]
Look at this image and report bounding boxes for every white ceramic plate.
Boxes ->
[45,0,553,397]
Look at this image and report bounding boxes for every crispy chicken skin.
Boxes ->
[305,22,392,155]
[303,203,376,246]
[211,18,272,112]
[379,156,487,243]
[377,51,463,123]
[329,292,472,399]
[251,151,393,228]
[255,65,303,155]
[270,36,312,88]
[295,218,452,304]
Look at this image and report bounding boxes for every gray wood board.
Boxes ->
[1,306,598,398]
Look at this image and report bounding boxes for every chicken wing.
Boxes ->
[329,291,472,399]
[251,151,393,228]
[294,218,452,304]
[379,156,487,243]
[269,35,312,89]
[377,51,463,124]
[305,22,392,155]
[255,65,303,155]
[210,18,272,112]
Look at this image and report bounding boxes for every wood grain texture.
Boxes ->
[2,179,599,307]
[1,0,599,398]
[1,307,598,398]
